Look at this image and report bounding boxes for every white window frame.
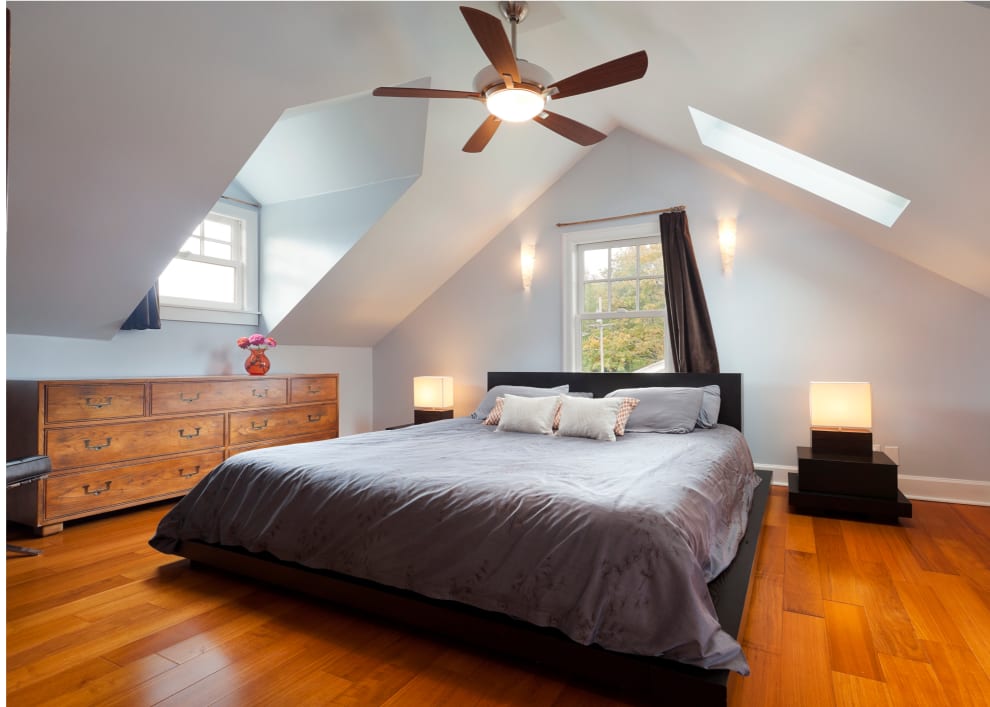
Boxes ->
[160,199,260,326]
[561,220,670,372]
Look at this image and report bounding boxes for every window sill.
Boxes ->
[160,305,260,326]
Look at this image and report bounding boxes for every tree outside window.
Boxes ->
[577,238,665,373]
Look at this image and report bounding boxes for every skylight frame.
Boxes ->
[688,107,909,227]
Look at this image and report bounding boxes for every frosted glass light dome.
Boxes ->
[486,87,545,122]
[473,60,553,122]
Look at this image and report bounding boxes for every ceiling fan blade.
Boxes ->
[548,50,648,100]
[463,115,501,153]
[459,6,520,85]
[533,111,606,146]
[373,87,482,100]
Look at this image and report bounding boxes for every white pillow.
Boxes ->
[556,396,624,442]
[496,394,560,435]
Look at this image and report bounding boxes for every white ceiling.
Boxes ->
[6,2,989,344]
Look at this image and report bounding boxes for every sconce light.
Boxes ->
[520,243,536,290]
[809,381,872,456]
[718,218,736,274]
[413,376,454,424]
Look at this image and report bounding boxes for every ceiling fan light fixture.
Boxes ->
[485,86,546,122]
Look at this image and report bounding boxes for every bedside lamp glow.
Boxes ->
[413,376,454,424]
[810,382,872,429]
[809,381,873,456]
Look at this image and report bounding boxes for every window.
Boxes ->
[159,199,259,326]
[562,222,668,372]
[688,106,909,227]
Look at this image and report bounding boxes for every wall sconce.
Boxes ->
[809,381,872,456]
[520,243,536,290]
[413,376,454,424]
[718,218,736,274]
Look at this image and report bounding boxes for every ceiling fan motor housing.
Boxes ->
[472,60,553,94]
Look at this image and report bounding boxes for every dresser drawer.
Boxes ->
[45,383,146,423]
[229,403,337,445]
[45,414,224,469]
[289,376,338,404]
[227,430,336,458]
[150,379,287,415]
[44,451,224,520]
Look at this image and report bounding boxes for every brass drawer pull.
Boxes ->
[306,385,321,395]
[84,437,112,451]
[178,427,201,439]
[251,389,268,398]
[307,414,322,423]
[82,481,112,496]
[250,419,269,431]
[178,466,201,479]
[84,396,113,409]
[179,392,201,403]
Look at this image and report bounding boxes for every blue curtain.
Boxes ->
[120,282,162,330]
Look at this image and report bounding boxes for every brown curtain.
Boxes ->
[659,211,719,373]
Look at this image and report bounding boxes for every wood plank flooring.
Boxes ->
[6,488,990,706]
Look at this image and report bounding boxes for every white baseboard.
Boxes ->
[754,463,990,507]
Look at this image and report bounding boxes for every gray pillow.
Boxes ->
[605,386,706,433]
[471,384,569,419]
[696,385,722,428]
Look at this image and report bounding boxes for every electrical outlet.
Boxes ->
[872,443,881,452]
[883,445,900,464]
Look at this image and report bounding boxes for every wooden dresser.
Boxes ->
[6,374,339,535]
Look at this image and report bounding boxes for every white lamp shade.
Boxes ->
[414,376,454,410]
[809,381,872,429]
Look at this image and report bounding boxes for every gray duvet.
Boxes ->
[150,417,761,673]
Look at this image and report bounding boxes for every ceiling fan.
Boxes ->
[373,2,648,153]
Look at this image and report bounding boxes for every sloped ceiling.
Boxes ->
[6,2,989,344]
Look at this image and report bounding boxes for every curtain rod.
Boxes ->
[221,194,261,208]
[556,205,686,228]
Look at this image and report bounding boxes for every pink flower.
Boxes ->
[237,333,276,350]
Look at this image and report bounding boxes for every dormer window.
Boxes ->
[159,199,259,325]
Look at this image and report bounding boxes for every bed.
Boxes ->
[150,371,769,706]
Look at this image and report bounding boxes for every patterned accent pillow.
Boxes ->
[483,397,505,425]
[552,396,638,435]
[613,397,640,436]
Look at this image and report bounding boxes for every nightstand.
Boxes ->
[788,446,912,523]
[413,409,454,424]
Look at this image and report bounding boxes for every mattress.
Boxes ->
[150,417,761,673]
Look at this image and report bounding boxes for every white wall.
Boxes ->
[373,129,990,486]
[6,321,373,437]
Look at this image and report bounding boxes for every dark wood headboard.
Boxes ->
[486,372,743,432]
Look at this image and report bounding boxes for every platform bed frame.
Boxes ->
[172,372,769,707]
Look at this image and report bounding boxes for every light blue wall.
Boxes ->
[6,322,374,436]
[260,177,418,333]
[372,129,990,483]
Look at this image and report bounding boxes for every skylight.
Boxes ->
[688,107,909,227]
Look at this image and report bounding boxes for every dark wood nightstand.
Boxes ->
[413,409,454,424]
[788,446,912,523]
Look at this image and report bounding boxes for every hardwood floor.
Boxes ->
[6,487,990,706]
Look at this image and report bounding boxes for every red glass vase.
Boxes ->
[244,348,270,376]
